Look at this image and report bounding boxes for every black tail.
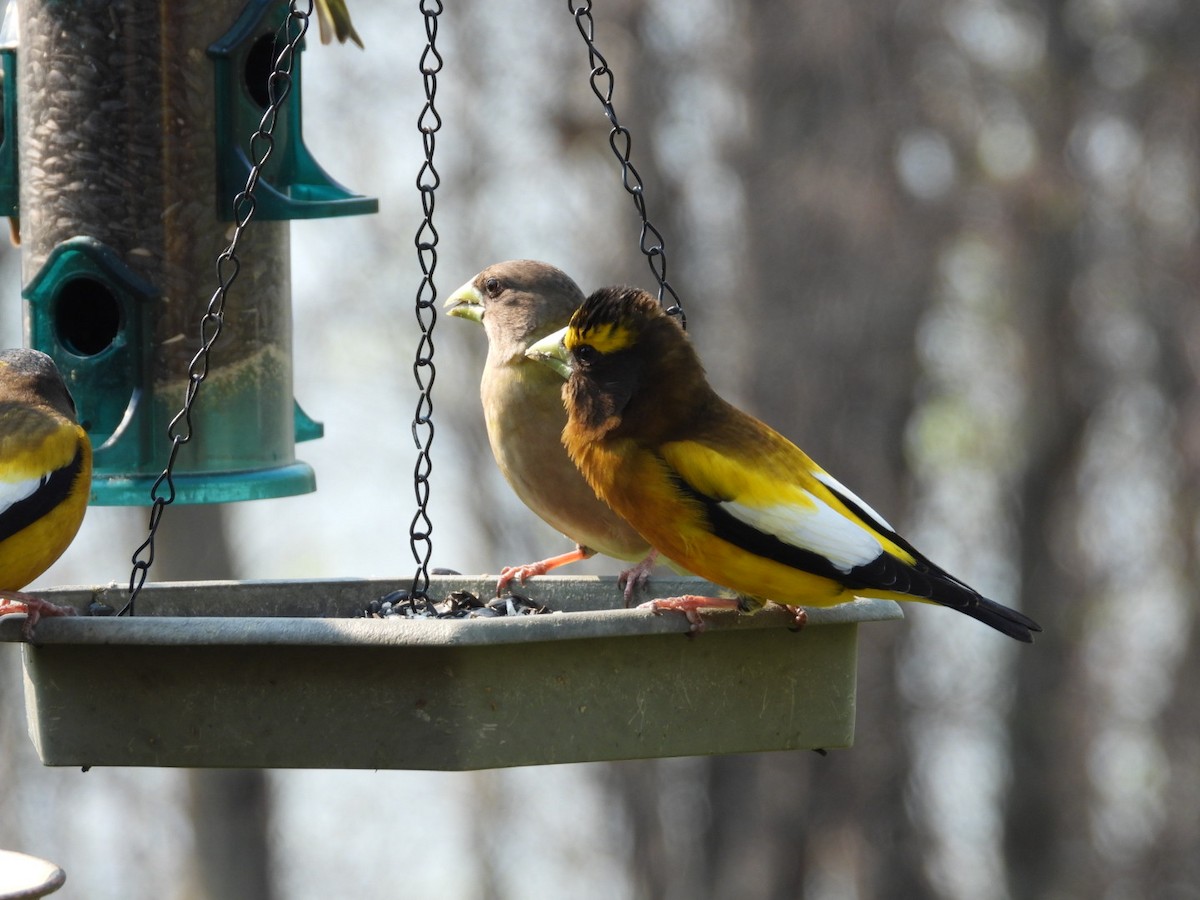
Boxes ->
[848,548,1041,642]
[800,476,1041,642]
[678,471,1042,641]
[926,568,1041,643]
[952,590,1041,642]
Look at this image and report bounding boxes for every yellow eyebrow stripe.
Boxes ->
[568,321,634,355]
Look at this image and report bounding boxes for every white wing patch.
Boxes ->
[812,470,896,532]
[720,492,884,573]
[0,474,47,518]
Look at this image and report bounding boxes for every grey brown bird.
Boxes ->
[445,261,659,600]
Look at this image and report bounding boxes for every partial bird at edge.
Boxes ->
[0,349,91,639]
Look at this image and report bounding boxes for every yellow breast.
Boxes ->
[0,423,91,591]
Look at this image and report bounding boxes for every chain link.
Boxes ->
[120,2,314,616]
[409,0,444,604]
[568,0,685,327]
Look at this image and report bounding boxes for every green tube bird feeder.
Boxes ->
[13,0,376,505]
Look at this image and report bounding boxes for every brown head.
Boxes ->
[445,260,586,366]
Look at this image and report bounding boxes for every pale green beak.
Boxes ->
[524,325,573,380]
[443,279,484,323]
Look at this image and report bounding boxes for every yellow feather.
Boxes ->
[567,321,635,355]
[0,407,81,483]
[0,422,91,591]
[661,431,917,567]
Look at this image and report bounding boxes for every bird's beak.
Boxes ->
[525,326,573,380]
[444,280,484,323]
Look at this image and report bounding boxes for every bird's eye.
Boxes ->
[484,277,501,296]
[574,344,598,366]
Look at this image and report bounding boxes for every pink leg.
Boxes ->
[0,591,77,640]
[496,545,596,595]
[617,549,659,606]
[636,594,743,633]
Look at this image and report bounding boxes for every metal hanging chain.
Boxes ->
[409,0,443,605]
[121,2,314,617]
[568,0,685,327]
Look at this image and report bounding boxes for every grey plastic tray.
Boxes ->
[0,576,902,770]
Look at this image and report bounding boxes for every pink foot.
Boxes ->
[0,592,77,640]
[617,549,659,606]
[636,594,743,633]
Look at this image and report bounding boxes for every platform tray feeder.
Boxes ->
[0,576,901,770]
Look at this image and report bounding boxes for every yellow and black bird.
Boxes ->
[313,0,363,48]
[0,349,91,637]
[526,286,1041,641]
[445,261,659,599]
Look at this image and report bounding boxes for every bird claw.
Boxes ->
[495,564,541,596]
[635,595,735,633]
[0,593,77,641]
[617,549,658,606]
[494,546,594,596]
[638,598,706,633]
[638,595,806,634]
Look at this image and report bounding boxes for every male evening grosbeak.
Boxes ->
[0,349,91,638]
[526,286,1041,641]
[445,261,660,599]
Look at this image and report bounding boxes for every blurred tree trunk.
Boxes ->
[1002,156,1093,900]
[1145,284,1200,896]
[1004,4,1200,897]
[1002,192,1092,899]
[1152,193,1200,891]
[997,10,1092,891]
[1124,13,1200,888]
[152,505,276,900]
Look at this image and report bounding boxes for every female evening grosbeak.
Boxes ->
[526,286,1041,641]
[0,349,91,637]
[445,261,660,599]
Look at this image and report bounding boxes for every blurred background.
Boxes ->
[3,0,1199,897]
